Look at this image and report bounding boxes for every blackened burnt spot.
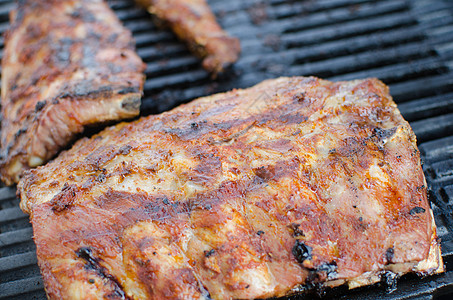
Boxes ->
[292,240,312,264]
[288,223,305,237]
[204,249,215,257]
[257,230,265,236]
[76,247,98,271]
[35,100,46,112]
[409,206,426,215]
[385,247,394,264]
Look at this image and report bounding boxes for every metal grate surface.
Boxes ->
[1,0,453,299]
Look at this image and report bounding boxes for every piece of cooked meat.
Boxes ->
[0,0,146,185]
[18,77,443,299]
[136,0,240,76]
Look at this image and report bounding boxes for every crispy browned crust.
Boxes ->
[0,0,146,185]
[136,0,241,76]
[18,77,442,299]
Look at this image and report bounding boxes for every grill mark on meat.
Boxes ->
[209,122,256,145]
[76,247,130,300]
[190,151,222,184]
[164,93,323,144]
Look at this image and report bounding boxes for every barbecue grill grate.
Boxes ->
[1,0,453,299]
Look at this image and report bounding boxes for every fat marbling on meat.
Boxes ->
[0,0,146,185]
[18,77,443,299]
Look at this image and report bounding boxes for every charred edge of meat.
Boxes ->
[315,261,338,281]
[381,271,399,293]
[292,240,312,264]
[286,261,338,299]
[76,247,130,299]
[303,261,339,295]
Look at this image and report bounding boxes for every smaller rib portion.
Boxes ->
[136,0,241,76]
[0,0,146,185]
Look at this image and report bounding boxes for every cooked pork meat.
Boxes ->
[0,0,146,185]
[18,77,443,299]
[136,0,240,76]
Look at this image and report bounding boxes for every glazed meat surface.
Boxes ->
[136,0,240,76]
[0,0,146,185]
[18,77,443,299]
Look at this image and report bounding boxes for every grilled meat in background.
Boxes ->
[135,0,240,76]
[0,0,146,185]
[18,77,443,299]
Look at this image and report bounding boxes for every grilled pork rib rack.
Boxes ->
[18,77,443,299]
